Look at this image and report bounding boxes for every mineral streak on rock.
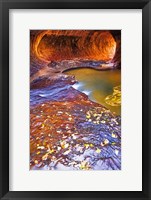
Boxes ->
[30,30,121,170]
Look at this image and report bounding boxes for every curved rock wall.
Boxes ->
[30,30,121,76]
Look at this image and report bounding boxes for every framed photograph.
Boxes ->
[0,0,151,199]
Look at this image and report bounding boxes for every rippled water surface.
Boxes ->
[65,68,121,115]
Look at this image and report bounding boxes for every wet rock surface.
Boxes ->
[30,74,121,170]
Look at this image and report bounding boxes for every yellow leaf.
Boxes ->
[60,141,69,149]
[48,149,54,154]
[104,139,109,145]
[64,143,69,148]
[34,160,38,164]
[79,161,90,170]
[63,150,71,155]
[84,144,89,149]
[111,142,116,145]
[42,154,48,160]
[112,133,118,138]
[96,148,101,153]
[86,115,91,119]
[101,139,109,146]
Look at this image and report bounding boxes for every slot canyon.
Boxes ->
[30,30,121,170]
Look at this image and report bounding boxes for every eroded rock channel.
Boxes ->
[30,30,121,170]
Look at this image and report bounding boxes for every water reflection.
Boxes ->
[65,68,121,115]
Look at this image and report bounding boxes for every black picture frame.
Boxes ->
[0,0,151,199]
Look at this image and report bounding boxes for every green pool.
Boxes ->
[65,68,121,115]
